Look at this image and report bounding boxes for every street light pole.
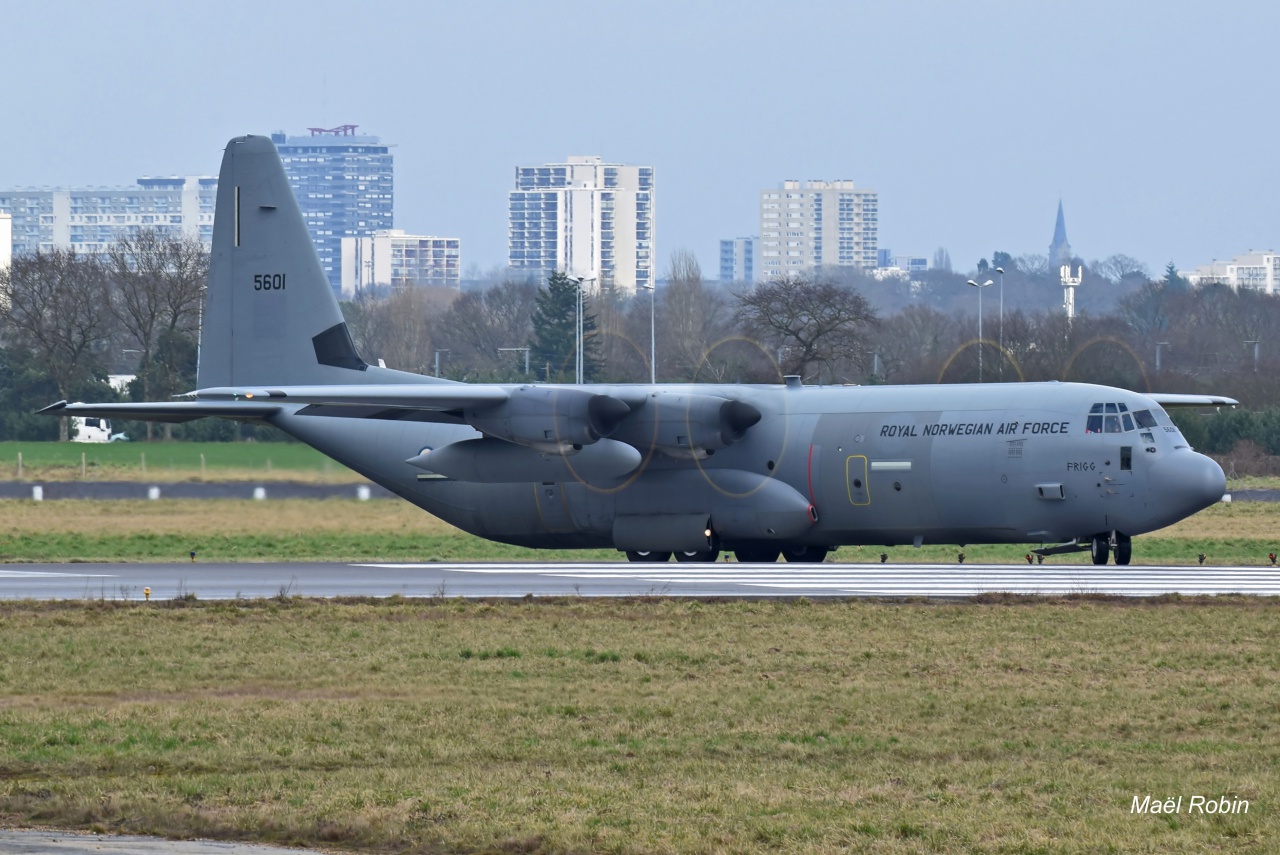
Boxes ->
[995,266,1005,381]
[571,275,596,384]
[966,279,993,382]
[640,280,656,383]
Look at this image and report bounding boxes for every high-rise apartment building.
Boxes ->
[0,213,11,269]
[759,180,878,278]
[340,229,461,298]
[0,177,216,257]
[271,126,393,295]
[1182,251,1280,295]
[508,156,654,296]
[719,236,758,282]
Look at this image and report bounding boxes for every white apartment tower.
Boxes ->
[1181,251,1280,295]
[340,229,461,298]
[0,177,216,257]
[0,213,11,270]
[759,180,878,278]
[509,156,654,296]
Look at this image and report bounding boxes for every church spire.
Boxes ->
[1049,200,1072,269]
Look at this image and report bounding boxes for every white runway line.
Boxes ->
[353,563,1280,598]
[0,569,115,579]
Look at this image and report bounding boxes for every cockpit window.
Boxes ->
[1087,402,1143,434]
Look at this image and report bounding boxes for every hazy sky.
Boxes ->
[4,0,1276,279]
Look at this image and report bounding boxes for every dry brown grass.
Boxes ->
[2,497,1278,565]
[0,598,1275,853]
[0,499,455,537]
[1152,499,1280,540]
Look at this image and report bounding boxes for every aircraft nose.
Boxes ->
[1148,450,1226,523]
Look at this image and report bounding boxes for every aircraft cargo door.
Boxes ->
[810,411,940,543]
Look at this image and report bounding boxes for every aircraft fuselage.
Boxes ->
[271,379,1225,555]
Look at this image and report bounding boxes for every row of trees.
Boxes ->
[349,253,1278,400]
[0,231,207,441]
[3,233,1279,463]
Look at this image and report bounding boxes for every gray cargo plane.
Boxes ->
[41,135,1235,565]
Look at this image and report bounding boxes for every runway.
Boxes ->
[2,561,1280,600]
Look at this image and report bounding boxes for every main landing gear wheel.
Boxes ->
[734,545,782,564]
[675,550,719,563]
[1090,535,1110,566]
[782,545,830,564]
[625,550,672,563]
[1114,533,1132,566]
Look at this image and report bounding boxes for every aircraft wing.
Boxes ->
[193,384,511,411]
[1148,394,1239,408]
[37,400,283,424]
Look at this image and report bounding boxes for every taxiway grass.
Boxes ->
[0,597,1275,853]
[0,441,363,484]
[0,499,616,564]
[0,497,1277,565]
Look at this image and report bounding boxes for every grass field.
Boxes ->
[0,441,363,483]
[0,496,1277,565]
[0,597,1274,853]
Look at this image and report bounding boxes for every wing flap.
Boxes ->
[38,400,282,424]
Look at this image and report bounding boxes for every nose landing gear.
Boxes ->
[1090,532,1132,565]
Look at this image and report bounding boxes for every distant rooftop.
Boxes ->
[271,126,383,147]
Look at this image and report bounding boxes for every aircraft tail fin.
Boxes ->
[198,135,429,389]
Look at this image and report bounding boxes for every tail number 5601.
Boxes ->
[253,273,286,291]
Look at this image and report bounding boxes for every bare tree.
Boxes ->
[734,275,877,382]
[872,304,959,383]
[1016,254,1050,277]
[0,249,114,440]
[347,286,456,375]
[106,229,209,439]
[1094,254,1149,284]
[654,249,737,381]
[435,280,539,378]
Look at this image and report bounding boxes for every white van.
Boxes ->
[71,415,126,443]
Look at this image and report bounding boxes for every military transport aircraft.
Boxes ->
[41,135,1235,565]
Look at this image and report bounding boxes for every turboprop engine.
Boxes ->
[611,392,762,459]
[462,386,632,454]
